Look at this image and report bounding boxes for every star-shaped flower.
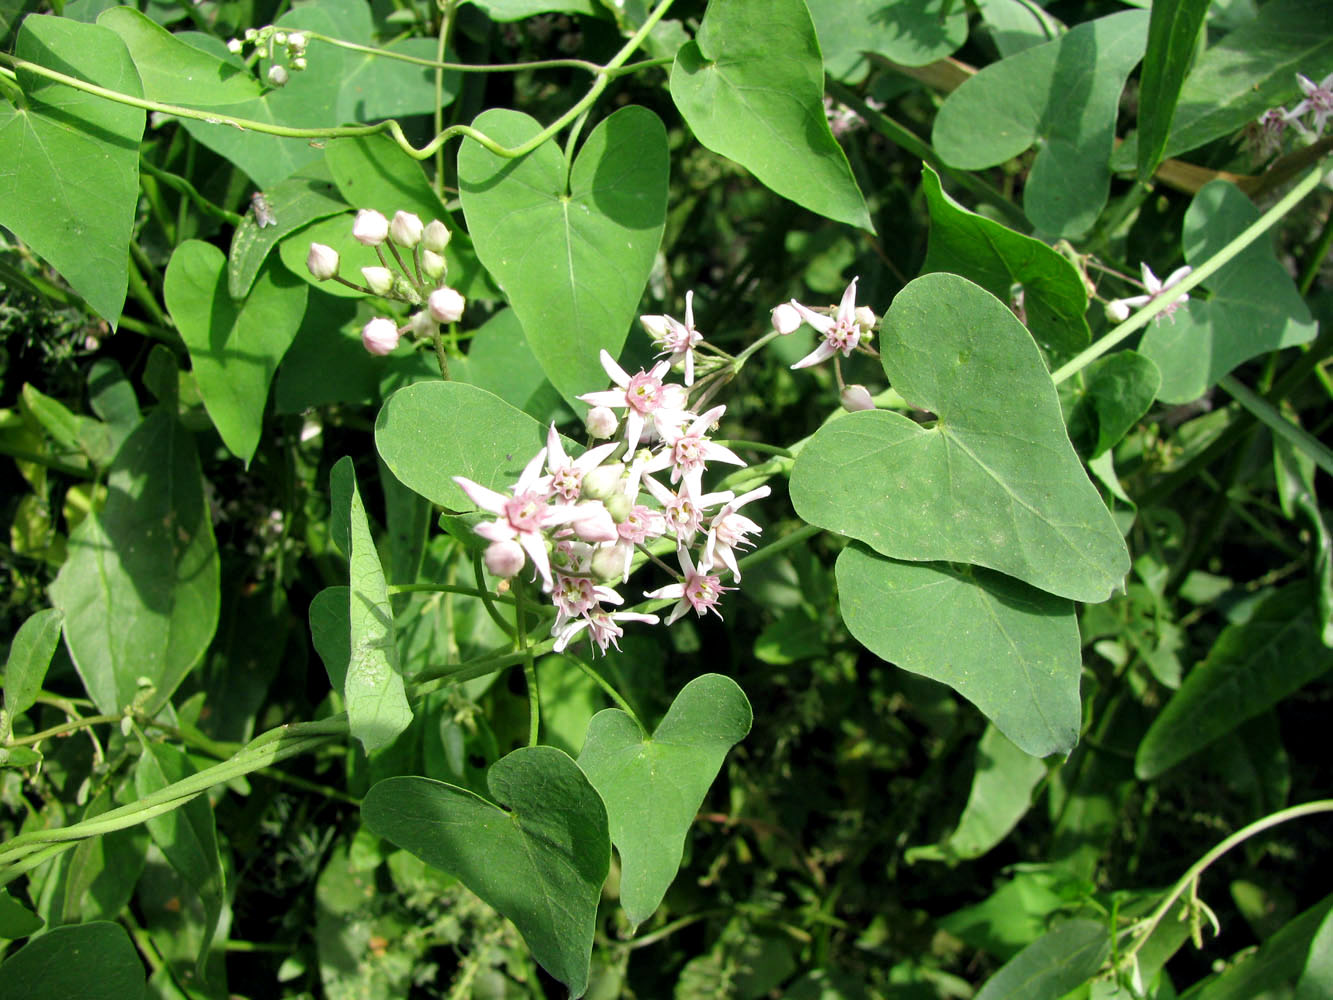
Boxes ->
[644,547,734,625]
[1286,71,1333,137]
[1106,263,1192,325]
[642,289,705,386]
[789,277,863,370]
[577,351,690,453]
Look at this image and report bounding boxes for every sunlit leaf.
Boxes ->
[0,921,145,999]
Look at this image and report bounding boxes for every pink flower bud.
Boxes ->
[423,219,451,253]
[421,249,447,281]
[405,310,436,337]
[591,541,631,582]
[428,286,465,324]
[604,493,632,523]
[771,302,802,334]
[840,384,875,412]
[306,243,339,280]
[484,539,526,578]
[571,502,619,543]
[390,211,423,248]
[586,406,618,439]
[361,317,400,356]
[361,266,394,296]
[353,209,389,247]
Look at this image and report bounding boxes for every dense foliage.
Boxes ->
[1,0,1332,997]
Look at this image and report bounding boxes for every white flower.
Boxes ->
[840,384,874,412]
[1286,71,1333,137]
[553,609,659,655]
[352,209,389,247]
[641,404,745,495]
[789,277,863,369]
[1106,263,1192,325]
[428,287,465,324]
[771,302,802,334]
[643,475,733,545]
[267,64,289,87]
[306,243,339,280]
[577,351,691,454]
[643,290,704,386]
[703,486,770,580]
[484,539,525,578]
[644,547,733,625]
[361,317,399,356]
[544,423,619,502]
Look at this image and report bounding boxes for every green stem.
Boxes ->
[1217,374,1333,478]
[434,0,459,197]
[304,30,601,74]
[472,552,518,638]
[1052,161,1330,385]
[515,578,539,747]
[140,158,243,226]
[567,654,644,733]
[5,714,122,748]
[736,522,823,573]
[1298,202,1333,296]
[388,581,515,603]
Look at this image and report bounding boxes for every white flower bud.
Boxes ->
[361,317,400,356]
[361,266,394,296]
[586,406,619,439]
[591,541,631,582]
[227,38,243,54]
[571,502,618,543]
[428,286,465,324]
[854,305,876,332]
[423,219,451,253]
[406,310,437,337]
[581,462,624,500]
[484,539,526,578]
[292,56,307,71]
[771,302,802,334]
[352,209,389,246]
[306,243,340,280]
[639,314,669,344]
[267,64,289,87]
[421,249,447,281]
[274,31,287,45]
[840,384,875,412]
[287,31,307,49]
[244,28,257,41]
[389,210,424,248]
[1106,299,1131,323]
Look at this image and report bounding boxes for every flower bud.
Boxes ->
[854,305,876,332]
[267,64,289,87]
[306,242,339,280]
[421,249,447,281]
[423,219,452,253]
[292,57,307,71]
[771,302,802,334]
[586,406,619,439]
[428,286,465,324]
[353,209,389,246]
[361,317,400,356]
[571,502,618,543]
[591,541,631,582]
[390,210,424,248]
[274,31,287,45]
[1106,299,1131,323]
[604,493,632,523]
[639,314,668,344]
[244,27,257,41]
[484,539,526,578]
[226,38,243,54]
[287,31,307,49]
[840,384,875,412]
[581,462,624,501]
[361,266,394,296]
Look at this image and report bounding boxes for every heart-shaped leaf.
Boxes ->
[361,747,610,998]
[0,14,144,323]
[577,674,752,928]
[1064,350,1161,459]
[375,380,547,511]
[1140,180,1316,404]
[836,545,1081,757]
[791,273,1129,603]
[164,241,307,465]
[669,0,872,231]
[932,10,1148,237]
[458,105,669,406]
[919,164,1089,358]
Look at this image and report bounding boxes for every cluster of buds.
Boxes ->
[770,277,879,412]
[452,314,770,655]
[227,27,310,86]
[306,209,464,355]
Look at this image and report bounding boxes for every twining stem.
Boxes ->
[1118,799,1333,965]
[567,653,645,732]
[1051,160,1331,385]
[736,522,823,573]
[434,0,459,197]
[514,577,540,747]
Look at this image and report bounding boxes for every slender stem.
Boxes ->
[432,325,451,380]
[737,522,823,573]
[472,553,518,638]
[713,439,794,458]
[304,30,601,74]
[567,654,645,733]
[5,714,122,748]
[139,158,243,226]
[1052,161,1330,385]
[1298,201,1333,296]
[434,0,459,197]
[388,581,515,603]
[1217,374,1333,478]
[515,578,540,748]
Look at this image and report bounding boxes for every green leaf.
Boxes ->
[835,545,1081,757]
[309,585,351,692]
[322,133,491,297]
[790,273,1129,604]
[334,456,413,753]
[1275,431,1333,647]
[578,674,752,928]
[96,6,261,105]
[2,607,64,735]
[1112,0,1333,170]
[919,164,1090,357]
[976,0,1064,58]
[336,36,459,123]
[375,380,546,511]
[806,0,968,81]
[1136,0,1211,179]
[227,167,347,299]
[1140,181,1317,404]
[1190,893,1333,1000]
[0,921,145,999]
[134,739,225,974]
[361,747,611,998]
[453,308,565,422]
[458,106,669,405]
[1136,585,1333,779]
[465,0,599,20]
[0,889,43,938]
[907,724,1047,863]
[669,0,872,231]
[1065,350,1161,458]
[1298,905,1333,1000]
[932,10,1149,237]
[49,401,220,716]
[20,383,113,466]
[0,14,145,323]
[164,241,308,464]
[974,919,1110,1000]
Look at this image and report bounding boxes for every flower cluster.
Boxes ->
[452,329,770,655]
[1245,72,1333,162]
[306,209,464,356]
[227,27,309,87]
[1105,263,1192,325]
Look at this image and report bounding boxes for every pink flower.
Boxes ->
[642,290,704,386]
[1107,263,1192,325]
[1286,72,1333,137]
[644,547,734,625]
[643,475,733,546]
[452,449,577,590]
[361,317,400,355]
[703,486,770,580]
[550,574,623,635]
[790,277,862,370]
[544,423,618,502]
[553,609,660,655]
[578,351,691,453]
[641,404,745,494]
